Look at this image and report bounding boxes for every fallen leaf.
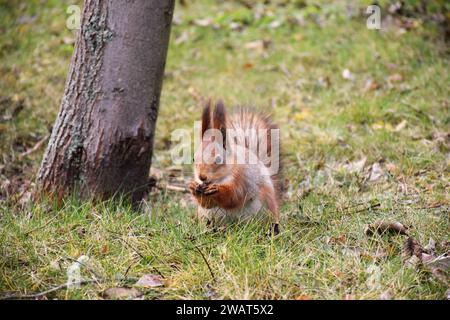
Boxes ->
[363,79,380,91]
[269,20,282,29]
[405,255,421,269]
[427,256,450,286]
[368,162,385,182]
[101,287,142,300]
[49,260,61,271]
[66,255,89,289]
[135,274,164,288]
[365,221,408,236]
[343,156,367,173]
[187,87,201,101]
[371,121,386,130]
[403,237,425,258]
[174,31,189,45]
[296,295,312,300]
[394,120,407,132]
[194,18,213,27]
[243,62,254,70]
[385,163,398,174]
[62,37,75,45]
[230,21,243,31]
[244,39,271,51]
[425,254,450,271]
[365,264,381,290]
[402,237,450,287]
[316,76,330,88]
[421,253,435,264]
[432,131,450,145]
[424,238,436,253]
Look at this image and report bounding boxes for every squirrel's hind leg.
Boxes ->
[259,183,280,235]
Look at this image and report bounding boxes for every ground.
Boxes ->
[0,0,449,299]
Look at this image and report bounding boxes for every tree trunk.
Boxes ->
[38,0,175,203]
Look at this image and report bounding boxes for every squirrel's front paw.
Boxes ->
[189,181,218,196]
[203,184,219,195]
[189,181,203,195]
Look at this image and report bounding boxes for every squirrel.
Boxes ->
[189,100,282,234]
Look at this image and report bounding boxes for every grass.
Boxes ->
[0,0,449,299]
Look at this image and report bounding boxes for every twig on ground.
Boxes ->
[194,245,215,281]
[18,134,50,160]
[24,216,57,236]
[104,228,165,278]
[165,184,188,193]
[0,279,98,300]
[0,274,141,300]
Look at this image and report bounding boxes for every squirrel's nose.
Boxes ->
[199,174,207,182]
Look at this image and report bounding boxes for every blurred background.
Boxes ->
[0,1,449,299]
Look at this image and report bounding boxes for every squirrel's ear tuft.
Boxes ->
[213,100,227,149]
[213,100,226,129]
[201,99,212,137]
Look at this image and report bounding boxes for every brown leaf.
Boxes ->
[363,79,380,92]
[244,39,271,51]
[135,274,164,288]
[296,295,312,300]
[403,237,425,258]
[385,163,398,174]
[101,287,142,300]
[402,238,450,287]
[317,76,331,88]
[365,220,408,236]
[243,62,254,70]
[425,254,450,271]
[421,253,435,264]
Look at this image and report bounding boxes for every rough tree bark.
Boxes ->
[38,0,175,203]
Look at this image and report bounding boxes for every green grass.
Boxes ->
[0,0,449,299]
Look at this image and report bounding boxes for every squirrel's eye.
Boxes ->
[214,155,222,165]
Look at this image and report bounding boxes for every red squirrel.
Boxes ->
[189,100,281,234]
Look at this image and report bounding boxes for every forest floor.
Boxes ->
[0,0,449,299]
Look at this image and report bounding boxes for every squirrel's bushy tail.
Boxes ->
[228,107,283,199]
